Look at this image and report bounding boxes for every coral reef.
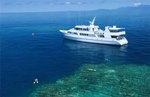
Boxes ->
[30,64,150,97]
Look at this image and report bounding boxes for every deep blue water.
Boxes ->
[1,12,150,97]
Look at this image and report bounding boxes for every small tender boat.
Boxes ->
[60,17,128,46]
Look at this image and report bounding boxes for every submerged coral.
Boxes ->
[30,64,150,97]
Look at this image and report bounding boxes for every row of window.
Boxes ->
[68,31,78,35]
[67,32,106,38]
[80,33,95,37]
[67,32,124,40]
[80,33,88,36]
[68,32,95,37]
[75,28,89,31]
[111,36,124,40]
[80,33,104,37]
[97,35,104,38]
[111,36,117,38]
[109,29,124,32]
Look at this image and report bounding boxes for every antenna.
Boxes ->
[90,16,96,25]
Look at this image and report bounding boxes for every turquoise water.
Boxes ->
[1,12,150,97]
[30,64,150,97]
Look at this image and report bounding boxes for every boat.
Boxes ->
[59,17,128,46]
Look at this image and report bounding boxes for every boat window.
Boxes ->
[80,33,95,37]
[68,31,78,35]
[117,36,124,40]
[75,28,89,31]
[75,28,82,30]
[73,32,78,35]
[111,36,117,38]
[98,35,104,38]
[88,34,95,37]
[68,31,72,34]
[80,33,88,36]
[110,29,124,32]
[75,28,79,30]
[82,28,89,31]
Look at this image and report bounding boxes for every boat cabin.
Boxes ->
[108,26,125,33]
[74,25,99,32]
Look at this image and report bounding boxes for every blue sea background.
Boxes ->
[1,9,150,97]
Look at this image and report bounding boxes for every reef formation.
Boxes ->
[30,64,150,97]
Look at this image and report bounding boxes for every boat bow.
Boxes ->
[60,30,68,33]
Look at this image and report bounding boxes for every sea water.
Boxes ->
[1,12,150,97]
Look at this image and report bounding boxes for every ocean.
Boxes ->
[1,12,150,97]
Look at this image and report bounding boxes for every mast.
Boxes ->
[89,16,96,26]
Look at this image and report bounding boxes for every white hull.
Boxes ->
[62,33,128,46]
[59,17,128,46]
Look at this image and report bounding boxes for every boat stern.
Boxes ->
[118,37,128,46]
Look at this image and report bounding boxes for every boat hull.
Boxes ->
[62,33,128,46]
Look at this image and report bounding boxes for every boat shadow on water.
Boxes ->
[63,39,128,64]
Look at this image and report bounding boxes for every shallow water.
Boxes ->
[30,64,150,97]
[1,12,150,97]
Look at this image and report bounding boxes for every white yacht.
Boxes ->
[60,17,128,46]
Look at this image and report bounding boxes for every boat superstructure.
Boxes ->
[60,17,128,46]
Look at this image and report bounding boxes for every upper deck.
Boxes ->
[108,26,125,32]
[105,26,126,36]
[72,25,99,32]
